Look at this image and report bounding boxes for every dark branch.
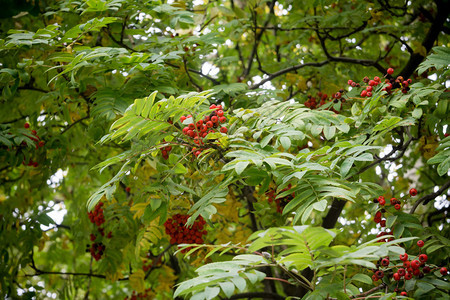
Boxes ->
[250,60,329,90]
[410,180,450,214]
[226,292,285,300]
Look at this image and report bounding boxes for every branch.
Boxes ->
[350,283,386,299]
[183,58,203,91]
[249,60,329,90]
[399,0,450,78]
[226,292,285,300]
[60,116,90,135]
[410,180,450,214]
[242,0,276,78]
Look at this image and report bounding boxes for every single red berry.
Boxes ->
[369,80,376,86]
[409,188,418,196]
[400,291,408,296]
[31,130,37,135]
[196,120,203,127]
[367,91,372,97]
[219,116,226,123]
[125,187,131,193]
[374,76,380,82]
[210,104,217,109]
[402,80,409,87]
[380,219,386,227]
[422,266,431,273]
[211,116,218,123]
[390,197,397,205]
[220,127,228,133]
[411,260,421,269]
[395,204,401,210]
[366,86,373,92]
[375,270,384,279]
[379,198,386,206]
[403,261,410,268]
[180,116,187,122]
[419,254,428,262]
[398,268,406,276]
[372,274,378,281]
[347,80,353,85]
[217,110,224,117]
[440,267,448,276]
[405,272,412,280]
[399,253,408,261]
[387,68,394,75]
[381,258,389,266]
[188,123,195,130]
[393,273,400,281]
[417,240,424,247]
[361,90,367,97]
[24,123,30,129]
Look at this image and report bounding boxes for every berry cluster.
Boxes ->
[164,214,207,249]
[369,187,448,294]
[86,202,112,261]
[266,184,295,213]
[180,104,228,157]
[372,240,448,296]
[373,188,418,242]
[124,288,153,300]
[88,201,106,227]
[86,241,105,261]
[348,68,412,98]
[21,122,45,167]
[160,140,172,160]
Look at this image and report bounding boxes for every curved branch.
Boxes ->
[226,292,285,300]
[410,180,450,214]
[250,60,329,90]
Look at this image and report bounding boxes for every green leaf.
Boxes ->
[351,273,372,285]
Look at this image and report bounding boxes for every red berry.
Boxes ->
[379,198,386,206]
[400,291,408,296]
[417,240,424,247]
[404,272,412,280]
[419,254,428,262]
[220,127,228,133]
[423,266,431,273]
[381,258,389,266]
[367,91,372,97]
[361,90,367,97]
[380,219,386,227]
[219,116,226,123]
[399,253,408,261]
[390,197,397,205]
[210,104,217,109]
[366,86,373,92]
[217,110,224,117]
[398,268,406,276]
[372,274,378,281]
[393,273,400,281]
[403,261,410,268]
[347,80,353,85]
[411,260,420,269]
[180,116,187,122]
[369,80,376,86]
[440,267,448,276]
[375,270,384,279]
[24,123,30,129]
[125,187,131,193]
[211,116,218,123]
[206,121,213,128]
[374,76,380,82]
[387,68,394,75]
[31,130,37,135]
[409,188,418,196]
[395,204,401,210]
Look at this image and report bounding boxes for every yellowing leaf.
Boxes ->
[130,203,148,219]
[129,269,145,293]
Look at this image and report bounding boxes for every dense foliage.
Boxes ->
[1,0,449,299]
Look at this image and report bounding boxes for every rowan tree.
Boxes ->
[0,0,449,299]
